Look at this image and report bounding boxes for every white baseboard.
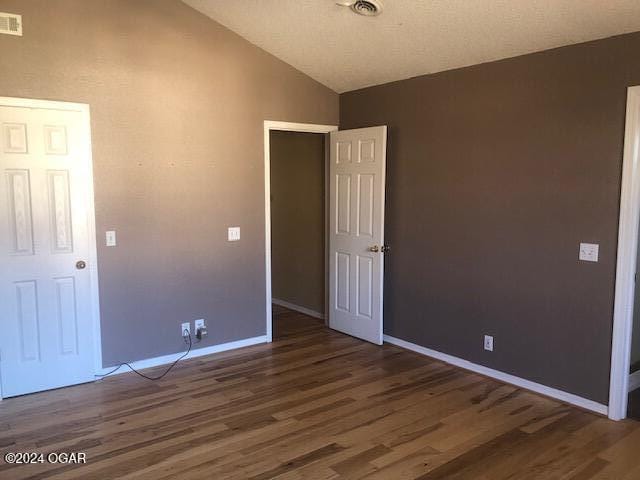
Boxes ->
[272,298,325,320]
[96,335,268,377]
[629,370,640,392]
[383,335,608,417]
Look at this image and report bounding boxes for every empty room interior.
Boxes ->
[5,0,640,478]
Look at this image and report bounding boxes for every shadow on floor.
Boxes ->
[629,388,640,421]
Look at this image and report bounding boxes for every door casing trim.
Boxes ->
[263,121,338,342]
[609,86,640,420]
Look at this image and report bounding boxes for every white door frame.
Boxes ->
[610,86,640,420]
[263,121,338,341]
[0,96,101,400]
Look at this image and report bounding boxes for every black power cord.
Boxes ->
[95,329,192,381]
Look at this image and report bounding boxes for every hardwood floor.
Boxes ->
[1,306,640,479]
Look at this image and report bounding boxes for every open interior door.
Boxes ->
[329,126,387,345]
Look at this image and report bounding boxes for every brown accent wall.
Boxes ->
[340,32,640,404]
[270,131,325,315]
[0,0,338,366]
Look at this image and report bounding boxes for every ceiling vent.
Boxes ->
[0,12,22,36]
[337,0,384,17]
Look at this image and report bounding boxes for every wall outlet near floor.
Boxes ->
[484,335,494,352]
[181,322,191,340]
[195,319,207,340]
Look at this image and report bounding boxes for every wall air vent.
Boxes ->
[0,12,22,36]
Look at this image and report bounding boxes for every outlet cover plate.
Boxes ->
[181,322,190,337]
[484,335,494,352]
[579,243,599,262]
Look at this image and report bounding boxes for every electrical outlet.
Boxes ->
[195,319,208,340]
[484,335,494,352]
[579,242,599,262]
[181,322,190,338]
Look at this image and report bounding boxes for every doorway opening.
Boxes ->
[269,129,328,339]
[264,121,388,345]
[263,121,338,342]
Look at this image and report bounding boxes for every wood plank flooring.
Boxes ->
[1,305,640,479]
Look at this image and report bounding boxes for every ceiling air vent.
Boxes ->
[337,0,384,17]
[0,12,22,36]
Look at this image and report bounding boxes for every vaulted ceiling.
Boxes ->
[184,0,640,93]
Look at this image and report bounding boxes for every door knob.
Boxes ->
[368,245,380,253]
[76,260,87,270]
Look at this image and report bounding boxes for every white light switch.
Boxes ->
[579,242,599,262]
[105,230,117,247]
[228,227,241,242]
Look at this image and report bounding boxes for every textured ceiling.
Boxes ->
[183,0,640,93]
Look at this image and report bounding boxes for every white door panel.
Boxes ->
[329,126,386,345]
[0,104,96,398]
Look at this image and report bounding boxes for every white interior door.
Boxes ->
[0,101,96,398]
[329,126,387,344]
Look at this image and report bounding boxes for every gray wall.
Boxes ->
[340,32,640,404]
[270,131,325,314]
[0,0,338,366]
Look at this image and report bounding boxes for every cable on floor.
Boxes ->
[95,329,192,381]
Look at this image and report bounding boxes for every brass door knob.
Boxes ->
[369,245,380,253]
[76,260,87,270]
